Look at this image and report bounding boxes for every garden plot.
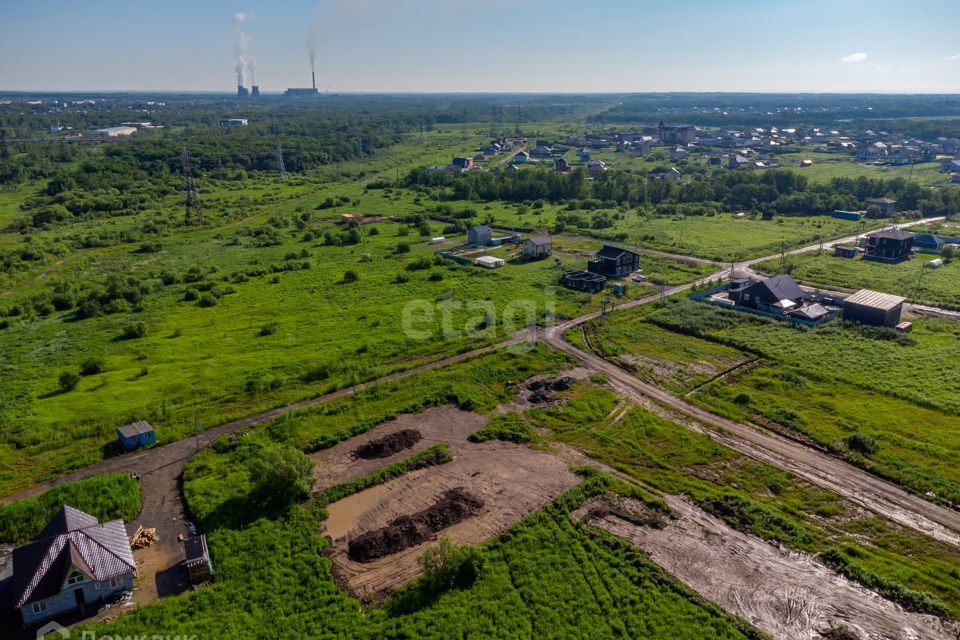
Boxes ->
[578,496,957,640]
[321,407,579,597]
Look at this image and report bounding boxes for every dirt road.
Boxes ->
[542,328,960,547]
[579,496,958,640]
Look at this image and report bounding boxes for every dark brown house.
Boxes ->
[588,245,639,278]
[729,275,805,312]
[863,229,914,261]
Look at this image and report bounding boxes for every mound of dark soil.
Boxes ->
[348,488,484,563]
[354,429,423,460]
[526,376,575,405]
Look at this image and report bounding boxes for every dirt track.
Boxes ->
[579,496,958,640]
[323,406,579,597]
[543,328,960,548]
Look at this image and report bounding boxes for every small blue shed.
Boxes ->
[117,421,156,451]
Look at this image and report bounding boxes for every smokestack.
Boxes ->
[312,71,316,91]
[251,85,260,97]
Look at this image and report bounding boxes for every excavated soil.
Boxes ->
[348,488,484,562]
[577,496,958,640]
[322,406,579,597]
[354,429,422,460]
[526,375,576,405]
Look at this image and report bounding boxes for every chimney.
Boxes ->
[251,85,260,97]
[312,71,316,91]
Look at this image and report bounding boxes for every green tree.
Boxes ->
[59,371,80,392]
[247,445,315,511]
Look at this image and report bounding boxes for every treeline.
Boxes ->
[406,165,960,217]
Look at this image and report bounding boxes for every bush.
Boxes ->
[121,321,147,339]
[247,445,315,511]
[183,288,199,301]
[79,357,104,376]
[845,433,879,456]
[198,293,219,308]
[59,371,80,392]
[395,242,411,254]
[259,322,279,336]
[395,273,410,284]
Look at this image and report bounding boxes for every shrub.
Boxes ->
[121,321,147,340]
[59,371,80,392]
[342,270,359,283]
[259,322,279,336]
[733,392,752,406]
[428,272,443,282]
[183,288,199,301]
[247,445,315,511]
[395,273,410,284]
[395,242,411,254]
[79,357,104,376]
[845,433,879,456]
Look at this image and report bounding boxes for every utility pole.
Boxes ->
[914,263,927,300]
[194,417,203,451]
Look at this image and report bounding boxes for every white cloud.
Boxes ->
[946,53,960,61]
[841,52,868,63]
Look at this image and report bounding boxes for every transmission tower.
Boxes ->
[181,145,203,225]
[277,143,288,181]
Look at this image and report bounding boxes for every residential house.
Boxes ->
[670,146,689,160]
[468,225,493,246]
[522,236,553,259]
[729,154,750,169]
[116,421,156,451]
[512,151,530,164]
[940,159,960,173]
[866,197,896,216]
[588,245,639,278]
[530,145,553,159]
[857,142,888,161]
[659,122,696,145]
[577,149,591,162]
[554,157,571,172]
[863,229,915,261]
[12,506,136,626]
[475,255,505,269]
[452,157,474,170]
[729,275,805,313]
[586,160,607,178]
[912,233,946,253]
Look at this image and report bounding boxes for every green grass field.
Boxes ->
[579,297,960,504]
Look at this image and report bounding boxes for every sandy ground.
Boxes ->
[321,406,579,597]
[578,496,958,640]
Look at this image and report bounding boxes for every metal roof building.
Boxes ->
[843,289,907,327]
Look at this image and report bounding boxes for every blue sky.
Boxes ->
[1,0,959,93]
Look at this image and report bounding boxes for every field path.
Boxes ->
[580,496,958,640]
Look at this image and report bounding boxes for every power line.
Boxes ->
[181,145,203,225]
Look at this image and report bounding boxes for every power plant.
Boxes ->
[285,61,319,97]
[237,85,250,98]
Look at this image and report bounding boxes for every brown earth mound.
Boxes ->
[348,488,484,562]
[354,429,423,460]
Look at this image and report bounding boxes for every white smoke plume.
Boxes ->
[230,12,255,87]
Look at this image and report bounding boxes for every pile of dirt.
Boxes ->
[527,376,575,404]
[348,488,484,563]
[354,429,423,460]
